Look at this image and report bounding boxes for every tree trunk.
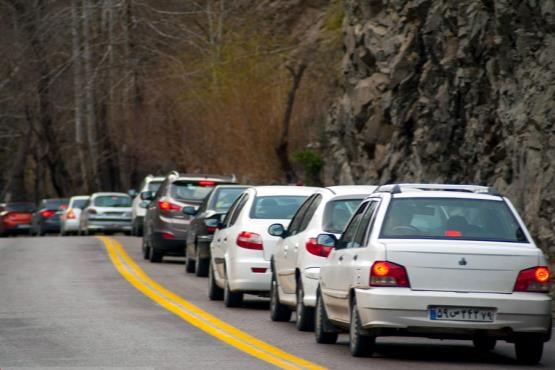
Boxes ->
[276,63,307,183]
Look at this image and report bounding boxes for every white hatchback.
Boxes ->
[60,195,89,235]
[208,186,319,307]
[316,184,552,364]
[269,186,376,330]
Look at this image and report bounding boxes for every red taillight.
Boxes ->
[251,267,267,273]
[67,209,76,219]
[444,230,462,237]
[204,219,218,233]
[236,231,263,250]
[206,226,217,233]
[305,237,333,258]
[370,261,410,287]
[514,266,551,292]
[41,210,55,218]
[161,232,175,240]
[198,180,216,187]
[158,201,181,212]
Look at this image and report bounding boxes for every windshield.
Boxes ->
[43,199,69,210]
[6,203,35,213]
[171,181,218,202]
[322,198,363,233]
[380,198,528,243]
[94,195,132,208]
[210,187,248,212]
[71,198,88,209]
[148,181,162,192]
[250,196,307,219]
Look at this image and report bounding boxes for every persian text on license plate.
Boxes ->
[429,306,495,322]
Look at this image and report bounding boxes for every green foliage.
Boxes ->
[323,0,344,34]
[293,149,324,185]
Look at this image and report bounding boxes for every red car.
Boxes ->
[0,202,36,236]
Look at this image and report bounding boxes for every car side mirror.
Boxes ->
[182,206,197,216]
[128,189,137,198]
[217,222,226,230]
[268,223,286,238]
[140,191,155,201]
[316,233,338,249]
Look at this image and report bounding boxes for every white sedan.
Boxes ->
[60,195,89,235]
[316,184,552,365]
[269,185,376,331]
[80,192,133,235]
[209,186,319,307]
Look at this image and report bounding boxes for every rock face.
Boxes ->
[323,0,555,258]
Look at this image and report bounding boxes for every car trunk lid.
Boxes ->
[384,240,539,293]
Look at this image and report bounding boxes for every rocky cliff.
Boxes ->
[323,0,555,258]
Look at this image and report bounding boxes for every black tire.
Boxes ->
[515,335,544,365]
[185,248,196,273]
[149,247,163,263]
[142,237,150,260]
[270,274,292,322]
[195,246,209,277]
[473,337,497,352]
[295,281,315,331]
[314,292,338,344]
[349,300,375,357]
[224,280,243,308]
[37,226,44,236]
[208,263,224,301]
[133,219,143,237]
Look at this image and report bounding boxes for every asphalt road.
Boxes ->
[1,235,553,369]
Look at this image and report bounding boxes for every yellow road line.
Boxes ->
[98,236,326,370]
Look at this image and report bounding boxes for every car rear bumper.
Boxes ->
[228,258,271,292]
[151,232,185,256]
[196,235,213,259]
[301,267,320,307]
[62,219,80,231]
[3,225,31,234]
[355,288,552,340]
[87,219,132,232]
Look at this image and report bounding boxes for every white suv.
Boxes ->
[208,186,319,307]
[269,186,376,331]
[316,184,552,364]
[130,175,164,236]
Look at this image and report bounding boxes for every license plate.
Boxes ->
[429,306,495,322]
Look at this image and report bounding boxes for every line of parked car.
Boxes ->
[1,172,551,365]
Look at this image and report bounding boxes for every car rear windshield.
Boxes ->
[71,199,88,209]
[380,198,528,243]
[211,187,248,212]
[94,195,132,207]
[250,196,307,219]
[43,199,69,210]
[322,198,363,233]
[171,181,219,202]
[6,203,35,212]
[147,181,162,192]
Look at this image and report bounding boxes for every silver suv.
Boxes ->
[141,171,236,263]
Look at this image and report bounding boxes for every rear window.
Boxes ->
[250,196,307,219]
[43,199,69,210]
[380,198,528,243]
[71,199,88,209]
[322,198,363,233]
[210,187,248,212]
[6,203,35,212]
[94,195,132,207]
[147,181,162,192]
[171,181,220,202]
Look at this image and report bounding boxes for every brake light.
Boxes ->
[514,266,551,292]
[204,219,218,233]
[158,201,181,212]
[161,232,175,240]
[41,210,55,218]
[198,181,216,187]
[236,231,263,250]
[370,261,410,287]
[67,209,76,219]
[305,237,333,257]
[444,230,462,237]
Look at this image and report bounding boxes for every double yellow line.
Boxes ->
[98,237,325,370]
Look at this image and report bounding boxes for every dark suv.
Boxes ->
[183,185,250,276]
[31,198,69,235]
[141,172,236,263]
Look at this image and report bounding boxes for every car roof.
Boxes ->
[212,184,251,190]
[251,186,320,196]
[146,177,165,182]
[91,192,130,198]
[370,184,504,201]
[69,195,90,200]
[325,185,377,196]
